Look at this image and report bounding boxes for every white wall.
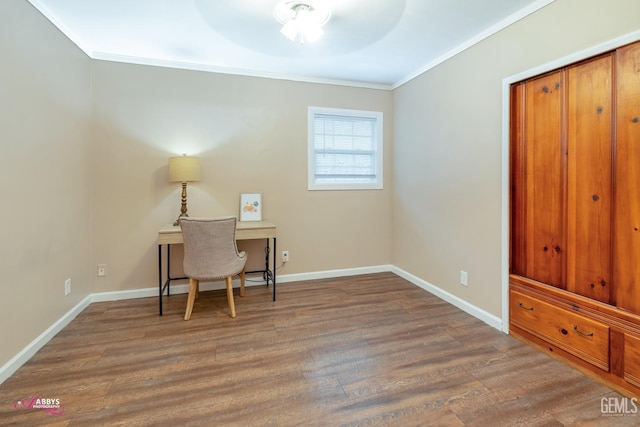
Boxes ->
[0,0,92,368]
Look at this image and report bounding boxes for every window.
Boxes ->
[308,106,383,190]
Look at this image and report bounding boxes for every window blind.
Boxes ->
[313,113,378,184]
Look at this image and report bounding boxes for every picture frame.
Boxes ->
[239,193,262,221]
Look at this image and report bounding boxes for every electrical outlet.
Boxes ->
[281,250,289,263]
[97,264,107,277]
[460,270,468,287]
[65,278,71,296]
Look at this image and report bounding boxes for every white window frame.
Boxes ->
[308,106,383,191]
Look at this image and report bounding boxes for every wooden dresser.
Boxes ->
[509,40,640,397]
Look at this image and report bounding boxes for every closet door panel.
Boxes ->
[523,71,566,288]
[614,41,640,314]
[566,55,613,303]
[510,83,527,276]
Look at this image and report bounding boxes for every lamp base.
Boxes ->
[173,182,190,226]
[173,214,188,227]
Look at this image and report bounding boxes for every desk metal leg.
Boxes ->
[249,237,277,301]
[264,239,270,283]
[166,244,171,297]
[158,243,187,316]
[158,244,172,316]
[158,245,163,316]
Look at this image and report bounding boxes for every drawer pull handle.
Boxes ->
[518,302,534,311]
[573,325,594,337]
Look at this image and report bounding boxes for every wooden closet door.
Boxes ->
[522,71,566,288]
[510,83,527,275]
[613,41,640,314]
[566,54,613,303]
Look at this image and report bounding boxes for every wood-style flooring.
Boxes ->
[0,273,636,426]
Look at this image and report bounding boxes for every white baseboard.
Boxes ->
[90,265,394,303]
[0,295,92,384]
[276,264,394,283]
[0,264,503,385]
[391,266,503,331]
[90,276,270,303]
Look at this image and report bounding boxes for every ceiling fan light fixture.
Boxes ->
[274,0,331,45]
[302,24,324,43]
[280,19,298,41]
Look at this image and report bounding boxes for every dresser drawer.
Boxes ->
[510,290,610,371]
[624,333,640,388]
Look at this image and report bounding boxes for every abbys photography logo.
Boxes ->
[13,396,64,416]
[601,397,638,417]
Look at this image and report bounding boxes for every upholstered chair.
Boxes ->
[180,217,247,320]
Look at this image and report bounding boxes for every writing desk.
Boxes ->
[157,221,277,315]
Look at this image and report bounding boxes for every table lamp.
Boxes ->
[169,154,201,226]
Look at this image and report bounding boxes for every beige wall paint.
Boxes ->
[392,0,640,318]
[90,62,393,293]
[0,0,92,367]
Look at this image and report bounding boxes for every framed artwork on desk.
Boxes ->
[240,193,262,221]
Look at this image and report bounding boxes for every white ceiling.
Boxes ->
[28,0,553,89]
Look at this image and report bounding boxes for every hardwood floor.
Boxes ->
[0,273,636,426]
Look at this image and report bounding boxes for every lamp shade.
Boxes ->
[168,155,201,183]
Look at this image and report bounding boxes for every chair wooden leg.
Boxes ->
[240,267,246,297]
[184,278,199,321]
[226,276,236,318]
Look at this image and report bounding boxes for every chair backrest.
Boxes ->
[180,217,245,280]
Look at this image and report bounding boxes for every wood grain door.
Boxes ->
[520,71,567,288]
[510,82,527,276]
[566,54,614,303]
[613,41,640,314]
